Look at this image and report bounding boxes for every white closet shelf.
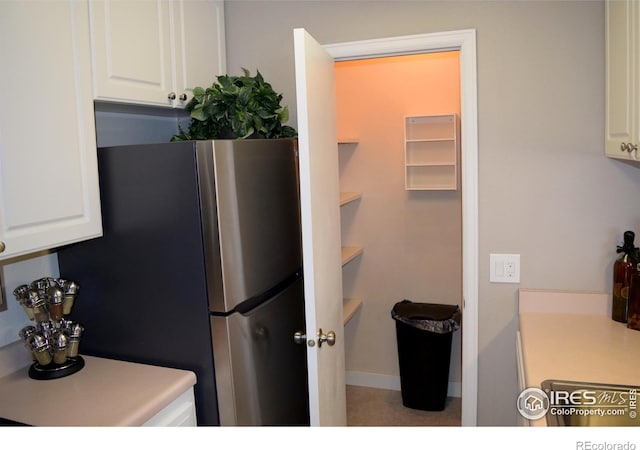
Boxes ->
[339,138,362,329]
[406,185,455,191]
[404,114,458,190]
[405,138,455,143]
[406,162,455,167]
[343,298,363,325]
[341,246,363,266]
[339,192,362,206]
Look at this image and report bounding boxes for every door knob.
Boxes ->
[293,331,306,345]
[0,241,4,253]
[317,328,336,347]
[168,92,177,100]
[179,93,188,101]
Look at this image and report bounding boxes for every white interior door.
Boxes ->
[293,28,347,426]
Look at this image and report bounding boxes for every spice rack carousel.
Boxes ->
[13,277,85,380]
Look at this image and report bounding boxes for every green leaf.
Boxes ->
[278,105,289,123]
[191,105,207,122]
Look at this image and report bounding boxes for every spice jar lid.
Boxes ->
[18,326,37,341]
[61,281,80,295]
[66,322,84,338]
[30,279,49,292]
[46,286,64,305]
[52,331,68,349]
[25,289,45,307]
[28,334,49,352]
[36,320,56,335]
[13,285,29,301]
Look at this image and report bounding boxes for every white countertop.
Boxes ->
[520,312,640,389]
[0,354,196,426]
[518,289,640,426]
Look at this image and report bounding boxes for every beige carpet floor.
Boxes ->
[346,385,461,426]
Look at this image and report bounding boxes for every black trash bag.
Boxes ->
[391,299,462,411]
[391,299,461,334]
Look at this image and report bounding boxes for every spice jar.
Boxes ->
[46,286,64,321]
[13,285,34,320]
[28,334,52,366]
[51,331,69,364]
[65,322,84,358]
[59,280,79,315]
[18,326,37,360]
[25,289,48,323]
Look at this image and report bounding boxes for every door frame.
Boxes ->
[324,29,479,426]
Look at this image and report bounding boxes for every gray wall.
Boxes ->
[223,0,640,425]
[94,104,184,147]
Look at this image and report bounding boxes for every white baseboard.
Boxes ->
[346,371,401,390]
[345,370,462,398]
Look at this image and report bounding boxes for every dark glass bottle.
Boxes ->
[627,273,640,330]
[612,231,640,323]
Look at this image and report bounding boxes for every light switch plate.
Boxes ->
[490,253,520,283]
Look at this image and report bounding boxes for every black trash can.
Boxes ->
[391,299,461,411]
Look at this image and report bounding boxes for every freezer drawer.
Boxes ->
[211,277,309,426]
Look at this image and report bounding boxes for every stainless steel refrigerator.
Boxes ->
[57,139,309,426]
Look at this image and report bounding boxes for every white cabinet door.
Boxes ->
[90,0,175,107]
[606,0,639,161]
[90,0,225,108]
[172,0,226,104]
[0,0,102,261]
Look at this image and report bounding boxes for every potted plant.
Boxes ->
[171,68,297,141]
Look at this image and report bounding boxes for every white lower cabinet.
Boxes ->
[0,0,102,261]
[143,388,197,427]
[89,0,226,108]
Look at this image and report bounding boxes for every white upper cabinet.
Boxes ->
[606,0,639,161]
[172,0,226,103]
[0,0,102,261]
[90,0,226,108]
